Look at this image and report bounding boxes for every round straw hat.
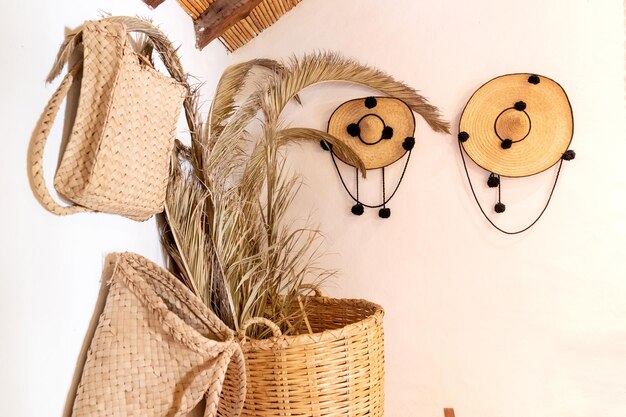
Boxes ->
[459,73,573,177]
[328,96,416,170]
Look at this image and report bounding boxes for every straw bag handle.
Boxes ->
[46,17,195,136]
[238,317,283,338]
[237,287,322,340]
[28,64,91,215]
[102,17,196,134]
[298,283,323,297]
[104,17,187,81]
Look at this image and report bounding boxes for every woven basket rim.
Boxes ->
[240,296,384,350]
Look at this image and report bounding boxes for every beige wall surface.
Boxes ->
[1,1,625,417]
[227,1,626,417]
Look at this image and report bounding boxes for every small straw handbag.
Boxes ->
[71,252,246,417]
[218,287,385,417]
[28,18,187,221]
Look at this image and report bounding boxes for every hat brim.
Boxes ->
[328,97,416,170]
[459,73,573,177]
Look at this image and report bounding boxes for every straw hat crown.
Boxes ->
[328,96,416,170]
[459,73,573,177]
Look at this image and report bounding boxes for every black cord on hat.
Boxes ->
[351,167,364,215]
[494,180,506,213]
[329,148,412,210]
[379,168,391,218]
[458,138,572,234]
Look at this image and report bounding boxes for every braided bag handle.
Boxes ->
[28,64,90,215]
[28,16,194,215]
[103,16,197,141]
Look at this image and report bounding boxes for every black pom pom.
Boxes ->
[378,207,391,218]
[501,139,513,149]
[351,203,364,216]
[487,174,500,188]
[403,136,415,151]
[494,202,506,213]
[528,74,540,84]
[364,96,377,109]
[514,101,527,111]
[382,126,394,139]
[458,131,470,142]
[347,123,360,137]
[562,149,576,161]
[320,140,331,151]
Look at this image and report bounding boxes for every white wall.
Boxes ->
[0,2,228,417]
[2,1,625,417]
[227,1,626,417]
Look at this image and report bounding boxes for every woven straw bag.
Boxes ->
[72,252,246,417]
[29,18,187,221]
[218,287,385,417]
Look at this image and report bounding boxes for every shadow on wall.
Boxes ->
[61,255,114,417]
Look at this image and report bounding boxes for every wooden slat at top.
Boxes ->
[194,0,264,49]
[141,0,302,51]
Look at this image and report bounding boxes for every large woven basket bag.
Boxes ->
[71,252,246,417]
[218,287,385,417]
[28,17,187,221]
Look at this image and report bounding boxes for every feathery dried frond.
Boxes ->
[46,26,83,82]
[208,59,301,149]
[260,52,450,134]
[162,148,237,328]
[162,50,448,338]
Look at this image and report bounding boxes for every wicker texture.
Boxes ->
[178,0,301,51]
[460,73,573,177]
[29,20,187,221]
[328,97,416,170]
[218,291,385,417]
[72,253,246,417]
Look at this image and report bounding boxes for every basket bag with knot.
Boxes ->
[71,252,247,417]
